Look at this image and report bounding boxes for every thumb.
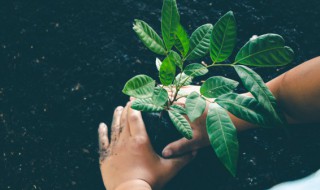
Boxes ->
[162,137,196,158]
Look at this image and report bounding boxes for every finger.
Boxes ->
[98,123,109,162]
[110,106,123,144]
[127,105,147,137]
[162,138,198,157]
[119,102,131,138]
[162,151,197,178]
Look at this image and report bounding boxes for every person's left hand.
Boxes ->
[98,102,196,190]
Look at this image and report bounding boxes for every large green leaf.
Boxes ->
[170,104,186,115]
[210,11,237,63]
[186,24,213,60]
[200,76,239,98]
[133,19,167,55]
[235,34,294,67]
[152,87,168,106]
[161,0,180,50]
[206,103,238,176]
[216,93,271,126]
[122,75,155,98]
[174,24,190,57]
[184,63,208,77]
[233,65,283,124]
[169,50,182,69]
[168,110,193,139]
[174,73,193,86]
[131,98,164,112]
[185,92,206,122]
[160,54,176,86]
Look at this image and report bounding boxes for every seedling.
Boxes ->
[122,0,294,176]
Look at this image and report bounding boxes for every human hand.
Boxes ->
[99,102,196,190]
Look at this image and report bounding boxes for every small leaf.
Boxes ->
[161,0,180,50]
[235,33,294,67]
[160,54,176,86]
[206,103,238,176]
[184,63,208,77]
[185,92,206,122]
[131,98,164,112]
[210,11,237,63]
[233,65,284,124]
[170,104,186,115]
[133,19,167,55]
[152,87,168,106]
[169,50,182,69]
[216,93,271,126]
[156,58,162,71]
[174,24,190,57]
[174,73,193,86]
[122,75,155,98]
[187,24,213,60]
[200,76,239,98]
[168,110,193,139]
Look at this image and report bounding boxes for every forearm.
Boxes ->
[115,180,152,190]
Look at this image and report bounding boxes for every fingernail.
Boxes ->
[99,123,107,133]
[162,149,172,157]
[116,106,123,111]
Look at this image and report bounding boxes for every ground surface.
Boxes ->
[1,0,320,189]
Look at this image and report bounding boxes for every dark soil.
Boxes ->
[1,0,320,189]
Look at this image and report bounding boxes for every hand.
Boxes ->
[99,102,196,190]
[162,85,211,158]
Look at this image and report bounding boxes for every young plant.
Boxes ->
[122,0,294,176]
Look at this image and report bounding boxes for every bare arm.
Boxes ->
[162,56,320,157]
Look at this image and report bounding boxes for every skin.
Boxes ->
[100,57,320,189]
[99,103,196,190]
[162,56,320,157]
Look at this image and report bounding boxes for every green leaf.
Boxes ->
[160,54,176,86]
[152,87,168,106]
[200,76,239,98]
[210,11,237,63]
[216,93,271,125]
[133,19,167,55]
[185,92,206,122]
[161,0,180,50]
[168,110,193,139]
[169,50,182,69]
[235,34,294,67]
[174,24,190,57]
[122,75,155,98]
[184,63,208,77]
[187,24,213,60]
[206,103,238,176]
[155,58,162,71]
[131,98,164,112]
[233,65,283,124]
[170,104,186,115]
[174,73,193,86]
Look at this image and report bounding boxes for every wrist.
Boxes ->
[115,179,152,190]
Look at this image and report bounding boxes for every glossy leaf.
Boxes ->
[131,98,164,112]
[160,54,176,86]
[210,11,237,63]
[216,93,270,125]
[170,104,186,115]
[168,110,193,139]
[174,73,193,86]
[185,92,206,122]
[152,87,168,106]
[206,103,238,176]
[235,34,294,67]
[187,24,213,60]
[233,65,283,124]
[133,19,166,55]
[200,76,239,98]
[184,63,208,77]
[156,58,162,71]
[174,24,190,57]
[161,0,180,50]
[169,50,182,69]
[122,75,155,98]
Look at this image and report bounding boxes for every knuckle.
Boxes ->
[132,135,148,146]
[129,113,140,122]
